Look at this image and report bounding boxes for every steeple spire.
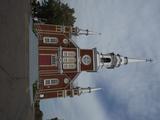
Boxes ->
[120,57,153,66]
[127,58,153,63]
[97,52,152,69]
[72,27,101,36]
[69,87,102,97]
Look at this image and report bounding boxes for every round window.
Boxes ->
[63,39,69,44]
[82,55,91,65]
[64,78,69,84]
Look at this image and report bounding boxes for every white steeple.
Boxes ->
[79,87,102,95]
[71,87,102,96]
[72,27,101,36]
[127,58,153,63]
[97,52,152,69]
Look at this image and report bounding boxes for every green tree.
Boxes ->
[32,0,41,17]
[32,0,76,26]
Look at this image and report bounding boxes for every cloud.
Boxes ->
[41,94,110,120]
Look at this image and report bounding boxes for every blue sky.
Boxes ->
[40,0,160,120]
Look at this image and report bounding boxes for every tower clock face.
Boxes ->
[82,55,91,65]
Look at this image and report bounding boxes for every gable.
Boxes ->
[34,23,78,48]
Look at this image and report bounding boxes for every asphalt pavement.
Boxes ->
[0,0,34,120]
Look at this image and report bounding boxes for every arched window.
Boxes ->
[44,79,59,86]
[63,63,76,69]
[43,37,58,44]
[63,57,76,63]
[62,51,76,69]
[63,51,76,57]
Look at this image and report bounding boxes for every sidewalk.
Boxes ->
[0,0,34,120]
[29,17,39,105]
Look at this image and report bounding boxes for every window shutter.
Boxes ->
[51,56,57,65]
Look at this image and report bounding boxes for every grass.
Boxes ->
[32,81,37,99]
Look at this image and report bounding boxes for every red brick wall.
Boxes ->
[34,24,76,48]
[34,24,70,37]
[39,74,71,89]
[39,47,59,73]
[38,88,79,99]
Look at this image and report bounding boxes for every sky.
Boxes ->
[40,0,160,120]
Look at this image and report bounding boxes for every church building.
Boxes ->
[34,23,151,100]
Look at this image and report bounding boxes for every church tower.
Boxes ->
[97,52,152,69]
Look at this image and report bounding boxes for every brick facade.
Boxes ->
[34,23,97,99]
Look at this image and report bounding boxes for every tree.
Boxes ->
[32,0,41,17]
[49,117,64,120]
[50,117,58,120]
[32,0,76,26]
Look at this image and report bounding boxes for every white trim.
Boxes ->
[68,38,79,48]
[77,48,81,72]
[58,46,63,74]
[51,55,57,65]
[64,90,67,97]
[56,25,64,32]
[56,26,61,32]
[92,48,97,71]
[71,90,75,97]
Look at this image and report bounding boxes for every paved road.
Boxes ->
[0,0,34,120]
